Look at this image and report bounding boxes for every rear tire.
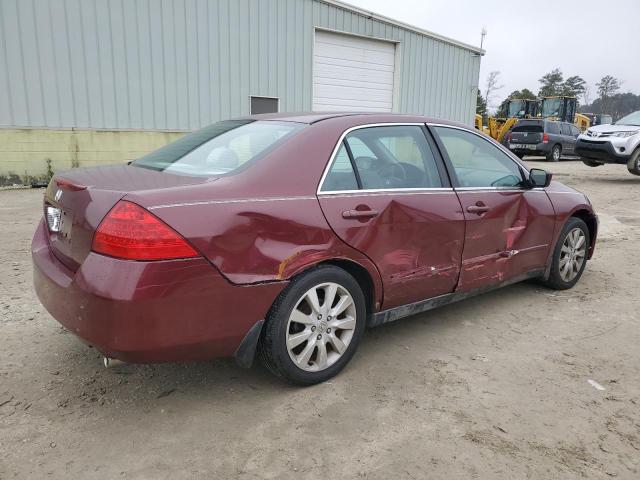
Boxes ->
[626,148,640,176]
[259,265,366,385]
[582,159,603,167]
[546,144,561,162]
[540,217,590,290]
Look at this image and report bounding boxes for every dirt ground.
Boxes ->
[1,158,639,479]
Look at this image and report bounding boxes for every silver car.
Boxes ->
[576,110,640,175]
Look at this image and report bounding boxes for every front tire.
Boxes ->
[547,144,561,162]
[259,265,366,385]
[626,148,640,176]
[541,217,590,290]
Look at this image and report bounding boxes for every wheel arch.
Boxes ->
[570,208,597,254]
[285,257,382,321]
[319,258,378,320]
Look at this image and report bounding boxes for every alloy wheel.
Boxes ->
[553,146,561,161]
[559,228,586,282]
[286,282,357,372]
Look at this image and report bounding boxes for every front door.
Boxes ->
[431,125,556,292]
[317,124,465,310]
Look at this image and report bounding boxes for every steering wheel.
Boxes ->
[377,161,407,187]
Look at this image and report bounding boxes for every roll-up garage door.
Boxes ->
[313,30,396,112]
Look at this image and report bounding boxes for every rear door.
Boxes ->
[560,123,575,153]
[546,121,562,150]
[431,125,556,292]
[568,124,581,152]
[317,124,465,310]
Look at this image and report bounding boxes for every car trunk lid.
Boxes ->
[44,165,211,271]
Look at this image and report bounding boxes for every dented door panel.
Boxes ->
[318,191,465,309]
[455,189,555,291]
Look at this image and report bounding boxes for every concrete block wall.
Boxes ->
[0,129,185,186]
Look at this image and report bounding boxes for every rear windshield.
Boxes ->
[512,123,543,133]
[133,120,304,177]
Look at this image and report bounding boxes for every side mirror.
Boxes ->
[529,168,552,188]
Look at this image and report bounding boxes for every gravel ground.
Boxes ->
[1,158,639,479]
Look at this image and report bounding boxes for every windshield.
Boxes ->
[133,120,304,177]
[542,98,562,118]
[615,111,640,126]
[508,100,525,118]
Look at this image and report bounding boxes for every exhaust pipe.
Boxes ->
[103,356,125,368]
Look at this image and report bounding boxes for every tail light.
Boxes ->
[92,201,198,260]
[542,133,549,143]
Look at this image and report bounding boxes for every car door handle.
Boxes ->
[466,204,490,215]
[342,209,379,219]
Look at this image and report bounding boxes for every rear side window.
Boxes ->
[512,124,543,133]
[321,144,359,192]
[546,122,561,134]
[434,126,524,188]
[134,120,304,177]
[346,125,442,189]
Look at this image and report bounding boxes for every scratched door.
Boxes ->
[431,125,555,292]
[317,125,465,310]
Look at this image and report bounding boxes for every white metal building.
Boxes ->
[0,0,483,179]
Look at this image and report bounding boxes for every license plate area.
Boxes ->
[59,210,73,243]
[48,207,74,249]
[510,143,537,150]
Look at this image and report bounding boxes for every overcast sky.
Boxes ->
[346,0,640,109]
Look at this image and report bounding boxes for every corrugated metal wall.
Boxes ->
[0,0,481,130]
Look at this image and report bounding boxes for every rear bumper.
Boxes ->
[32,219,286,363]
[575,139,630,164]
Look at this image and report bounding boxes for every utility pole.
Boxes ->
[480,27,487,50]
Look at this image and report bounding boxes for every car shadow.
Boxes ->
[589,176,640,184]
[39,279,567,412]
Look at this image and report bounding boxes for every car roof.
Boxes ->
[233,111,465,127]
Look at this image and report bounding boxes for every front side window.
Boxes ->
[434,126,524,188]
[134,120,304,177]
[560,123,572,135]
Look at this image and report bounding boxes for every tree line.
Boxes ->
[477,69,639,121]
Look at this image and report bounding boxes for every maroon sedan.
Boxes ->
[32,113,597,384]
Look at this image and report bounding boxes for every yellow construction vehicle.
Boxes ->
[487,116,517,143]
[475,114,483,131]
[506,98,540,119]
[474,114,490,135]
[540,96,591,131]
[487,98,541,142]
[582,112,613,126]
